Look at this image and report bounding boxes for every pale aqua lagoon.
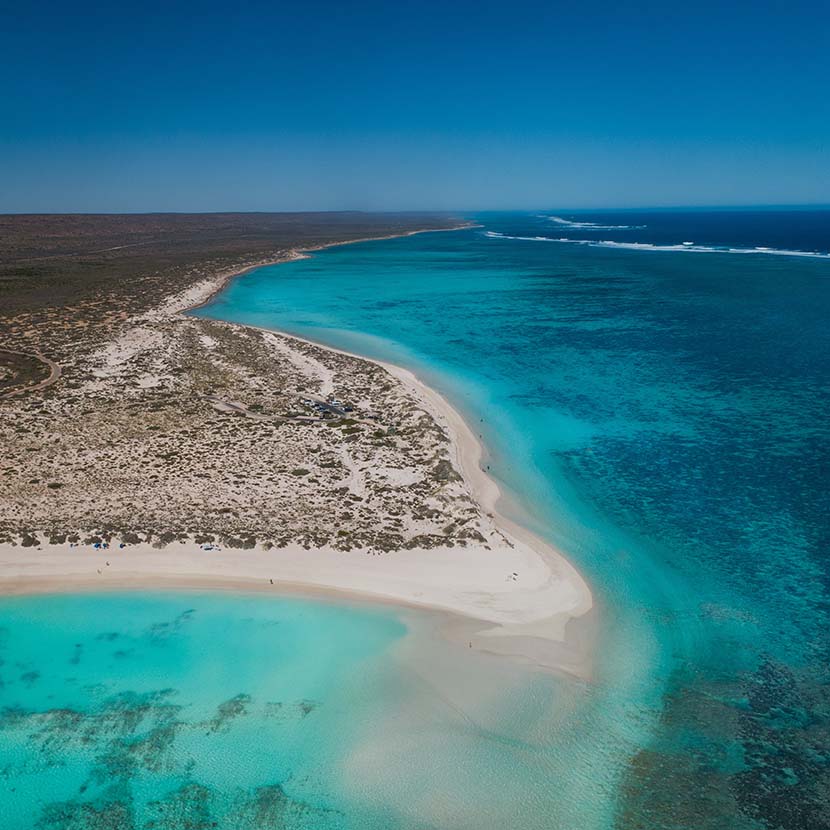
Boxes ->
[0,592,403,829]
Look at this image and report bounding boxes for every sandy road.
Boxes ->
[0,347,61,399]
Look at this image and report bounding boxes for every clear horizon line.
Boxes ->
[1,202,829,217]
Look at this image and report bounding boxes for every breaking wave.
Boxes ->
[543,215,646,230]
[484,231,830,259]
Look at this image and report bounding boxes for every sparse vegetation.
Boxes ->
[0,213,492,554]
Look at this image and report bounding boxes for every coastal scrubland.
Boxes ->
[1,212,483,551]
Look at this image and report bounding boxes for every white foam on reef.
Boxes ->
[484,231,830,259]
[543,215,646,230]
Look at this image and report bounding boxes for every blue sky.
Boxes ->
[2,0,828,211]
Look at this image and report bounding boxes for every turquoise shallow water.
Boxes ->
[192,210,830,829]
[0,592,600,829]
[0,592,406,828]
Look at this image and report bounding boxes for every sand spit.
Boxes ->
[0,226,592,676]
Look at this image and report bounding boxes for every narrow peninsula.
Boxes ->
[0,213,592,676]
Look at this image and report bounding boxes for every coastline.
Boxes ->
[184,222,481,317]
[0,222,594,678]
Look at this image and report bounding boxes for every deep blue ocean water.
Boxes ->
[193,209,830,829]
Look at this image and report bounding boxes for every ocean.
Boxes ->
[4,209,828,828]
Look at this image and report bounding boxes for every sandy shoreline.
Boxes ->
[0,223,594,677]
